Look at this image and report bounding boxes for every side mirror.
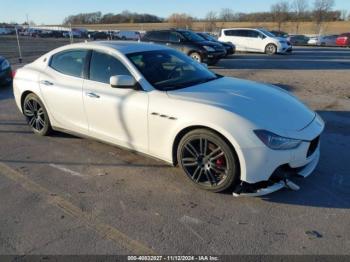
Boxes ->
[110,75,137,89]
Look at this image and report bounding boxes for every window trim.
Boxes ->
[48,49,90,79]
[87,49,142,91]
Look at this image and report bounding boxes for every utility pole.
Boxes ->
[69,23,73,43]
[15,27,23,63]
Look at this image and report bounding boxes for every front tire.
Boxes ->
[265,44,277,55]
[177,129,239,193]
[23,93,52,136]
[189,52,202,63]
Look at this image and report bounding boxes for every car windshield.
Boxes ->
[200,33,216,41]
[127,50,219,91]
[181,31,206,42]
[260,29,276,38]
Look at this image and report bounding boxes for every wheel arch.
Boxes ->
[20,90,35,112]
[171,125,241,178]
[187,49,203,57]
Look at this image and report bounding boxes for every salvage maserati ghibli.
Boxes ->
[13,41,324,196]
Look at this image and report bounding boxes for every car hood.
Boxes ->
[167,77,315,132]
[198,40,224,48]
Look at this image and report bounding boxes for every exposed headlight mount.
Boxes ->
[254,130,302,150]
[1,59,10,71]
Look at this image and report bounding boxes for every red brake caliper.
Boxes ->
[216,157,225,170]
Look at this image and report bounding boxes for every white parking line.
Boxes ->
[49,164,84,177]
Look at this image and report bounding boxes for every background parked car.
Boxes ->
[287,35,309,46]
[38,30,65,38]
[0,28,12,35]
[21,28,41,37]
[270,30,289,38]
[336,33,350,47]
[90,31,110,40]
[219,28,292,55]
[116,30,141,40]
[197,32,235,57]
[142,29,226,65]
[308,35,338,46]
[0,56,12,86]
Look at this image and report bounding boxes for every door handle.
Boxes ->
[40,80,54,86]
[86,92,100,98]
[166,43,171,46]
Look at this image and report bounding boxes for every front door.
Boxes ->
[83,50,149,153]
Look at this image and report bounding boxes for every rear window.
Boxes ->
[144,31,169,41]
[224,30,246,37]
[50,50,88,78]
[224,30,237,36]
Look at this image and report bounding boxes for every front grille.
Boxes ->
[307,136,320,157]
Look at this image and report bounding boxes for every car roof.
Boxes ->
[59,41,169,55]
[222,28,259,31]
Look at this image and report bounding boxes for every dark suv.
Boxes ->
[142,29,226,65]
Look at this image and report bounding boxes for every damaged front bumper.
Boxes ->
[233,145,320,197]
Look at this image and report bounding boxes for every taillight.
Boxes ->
[11,70,17,79]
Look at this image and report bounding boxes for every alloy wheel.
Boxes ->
[190,53,202,63]
[266,44,276,55]
[24,98,46,132]
[180,137,229,187]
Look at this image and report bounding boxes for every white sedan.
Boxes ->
[13,41,324,196]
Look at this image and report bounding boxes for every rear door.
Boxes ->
[224,30,245,51]
[39,49,89,134]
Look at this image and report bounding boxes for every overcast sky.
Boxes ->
[1,0,349,24]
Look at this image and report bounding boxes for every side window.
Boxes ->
[158,31,170,42]
[50,50,88,78]
[169,32,181,42]
[248,31,260,38]
[240,30,249,37]
[224,30,236,36]
[89,51,131,84]
[144,32,155,40]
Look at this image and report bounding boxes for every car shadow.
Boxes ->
[259,110,350,209]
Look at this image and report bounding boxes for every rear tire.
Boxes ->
[177,129,239,193]
[23,93,52,136]
[265,44,277,55]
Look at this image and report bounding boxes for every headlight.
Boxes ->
[279,40,286,44]
[1,59,10,70]
[203,46,215,52]
[254,130,302,150]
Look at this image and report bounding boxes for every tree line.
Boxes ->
[63,11,163,25]
[62,0,344,26]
